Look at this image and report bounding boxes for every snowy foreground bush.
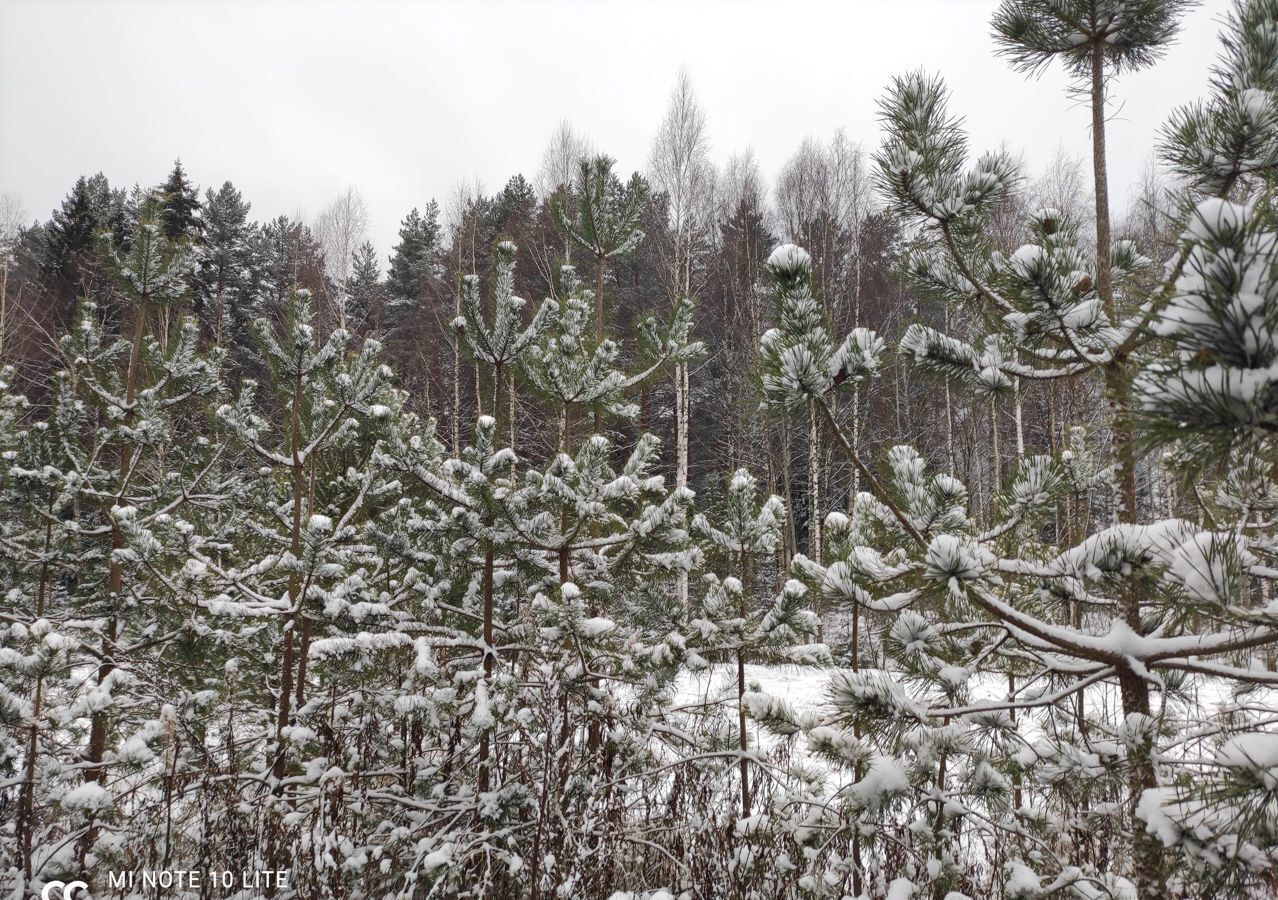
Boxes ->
[4,1,1278,898]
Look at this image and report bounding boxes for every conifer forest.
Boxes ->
[3,1,1278,897]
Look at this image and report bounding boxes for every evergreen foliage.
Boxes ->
[4,6,1278,896]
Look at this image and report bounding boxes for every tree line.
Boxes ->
[3,0,1278,897]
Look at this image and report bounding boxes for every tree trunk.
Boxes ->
[808,404,822,565]
[492,361,504,439]
[479,544,495,794]
[851,587,864,894]
[0,259,8,364]
[453,287,462,455]
[852,386,862,496]
[990,396,1002,498]
[1092,40,1161,897]
[943,308,958,474]
[508,371,517,454]
[1013,374,1025,457]
[19,513,54,881]
[1091,45,1114,315]
[87,289,150,788]
[272,357,309,792]
[676,361,690,611]
[595,254,605,435]
[738,549,751,818]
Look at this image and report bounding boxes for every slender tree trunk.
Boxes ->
[1091,46,1114,315]
[676,362,690,611]
[943,308,958,474]
[1013,374,1025,457]
[295,456,319,711]
[19,512,53,882]
[492,362,504,439]
[808,405,822,564]
[87,289,150,788]
[852,228,863,495]
[560,402,572,455]
[508,371,517,454]
[737,549,751,818]
[274,368,306,785]
[990,397,1002,496]
[595,254,605,345]
[1009,671,1023,810]
[479,544,495,794]
[0,260,8,364]
[931,742,950,900]
[851,587,864,894]
[1092,41,1161,897]
[852,386,863,495]
[595,254,605,435]
[781,419,797,561]
[453,285,462,455]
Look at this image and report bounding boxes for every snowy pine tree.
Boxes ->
[1,197,226,891]
[734,2,1278,896]
[553,155,648,341]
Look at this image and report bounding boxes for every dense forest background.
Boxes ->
[1,78,1171,568]
[3,1,1278,898]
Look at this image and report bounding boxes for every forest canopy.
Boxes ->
[2,1,1278,899]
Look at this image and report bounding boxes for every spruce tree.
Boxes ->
[347,239,384,332]
[158,159,203,242]
[487,174,537,237]
[39,174,128,321]
[196,180,257,346]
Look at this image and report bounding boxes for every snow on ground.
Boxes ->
[670,663,1278,766]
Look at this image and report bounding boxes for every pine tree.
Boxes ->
[692,469,813,819]
[386,203,443,310]
[740,3,1278,894]
[371,237,709,896]
[452,240,555,438]
[0,198,226,891]
[1130,193,1278,895]
[196,180,257,346]
[553,155,649,346]
[212,287,402,876]
[521,264,699,451]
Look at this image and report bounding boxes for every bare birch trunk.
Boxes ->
[808,404,821,565]
[676,360,690,610]
[452,289,462,456]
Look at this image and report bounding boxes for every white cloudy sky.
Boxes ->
[1,0,1230,257]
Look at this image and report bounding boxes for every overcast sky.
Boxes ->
[1,0,1230,258]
